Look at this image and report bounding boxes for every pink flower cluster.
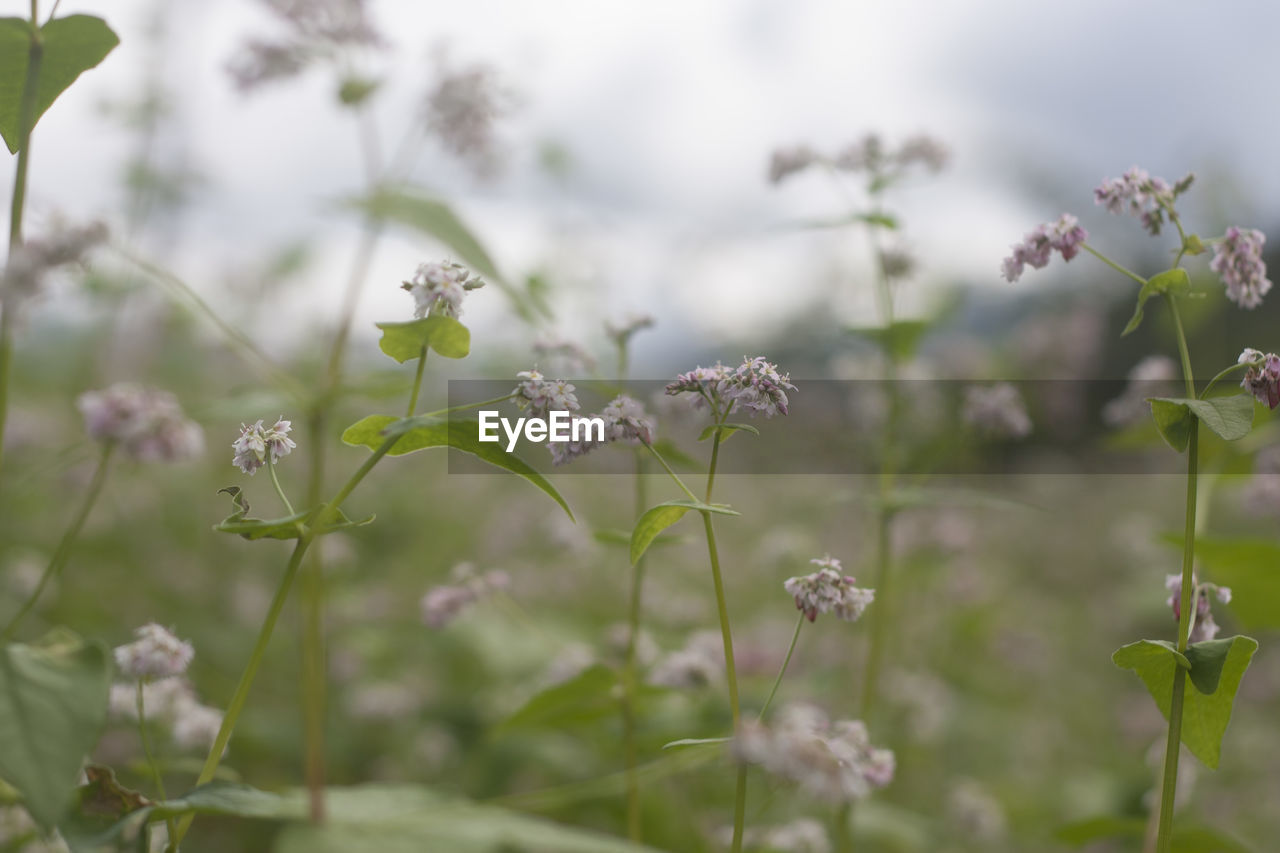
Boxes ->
[1000,215,1087,283]
[231,418,297,475]
[734,703,894,802]
[549,394,657,466]
[666,356,795,418]
[783,556,874,623]
[1212,227,1272,309]
[404,261,484,319]
[1165,573,1231,645]
[1239,348,1280,409]
[77,383,204,463]
[1093,167,1191,236]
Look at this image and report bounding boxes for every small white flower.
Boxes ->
[114,624,194,680]
[232,417,296,475]
[783,557,874,623]
[962,383,1031,439]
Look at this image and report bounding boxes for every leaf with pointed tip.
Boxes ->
[342,415,572,520]
[0,630,111,829]
[696,423,760,443]
[1123,268,1190,336]
[661,736,731,750]
[1148,396,1254,450]
[630,500,739,565]
[375,315,470,362]
[0,15,120,154]
[1113,634,1258,767]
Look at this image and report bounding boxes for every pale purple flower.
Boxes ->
[1093,167,1191,235]
[114,624,194,680]
[77,383,204,463]
[1001,214,1088,282]
[232,417,296,475]
[601,394,656,446]
[962,383,1031,439]
[1239,348,1280,409]
[226,0,381,92]
[532,334,596,373]
[665,363,731,406]
[1212,227,1271,309]
[783,557,874,623]
[894,134,949,171]
[421,564,509,629]
[733,703,893,802]
[424,58,513,177]
[2,220,108,300]
[726,356,796,417]
[1165,573,1231,645]
[547,435,605,466]
[512,369,580,420]
[403,261,484,319]
[768,145,819,184]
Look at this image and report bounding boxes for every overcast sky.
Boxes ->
[5,0,1277,366]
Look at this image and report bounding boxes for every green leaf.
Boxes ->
[0,15,120,154]
[1192,538,1280,630]
[1148,396,1255,450]
[212,487,374,540]
[0,629,111,829]
[630,500,739,565]
[661,736,731,750]
[375,316,470,362]
[1123,267,1190,336]
[593,528,687,549]
[695,422,760,443]
[101,783,668,853]
[1113,634,1259,767]
[496,665,666,733]
[342,415,573,521]
[1057,815,1253,852]
[848,319,932,362]
[350,187,539,320]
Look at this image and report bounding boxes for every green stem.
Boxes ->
[136,681,178,844]
[1199,362,1249,400]
[0,19,44,482]
[1153,295,1199,853]
[758,613,804,721]
[406,346,429,416]
[1082,244,1149,287]
[622,451,648,841]
[700,429,746,852]
[835,802,854,853]
[1154,422,1198,852]
[641,441,700,503]
[421,392,517,419]
[3,443,114,638]
[172,435,397,846]
[267,455,294,516]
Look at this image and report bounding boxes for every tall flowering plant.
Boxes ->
[1005,167,1264,853]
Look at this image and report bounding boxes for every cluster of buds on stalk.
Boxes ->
[1165,574,1232,644]
[783,556,874,623]
[404,261,485,319]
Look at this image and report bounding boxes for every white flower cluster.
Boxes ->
[424,59,513,177]
[2,220,108,301]
[649,630,723,689]
[715,818,831,853]
[77,384,204,463]
[114,623,194,680]
[110,624,223,752]
[512,368,580,420]
[231,417,296,475]
[404,261,485,319]
[783,556,874,623]
[962,383,1032,439]
[733,703,894,802]
[665,355,795,418]
[1165,573,1232,644]
[421,563,510,629]
[548,394,658,466]
[108,677,224,752]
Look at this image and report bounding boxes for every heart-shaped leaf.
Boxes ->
[1123,268,1190,336]
[1113,634,1258,768]
[1148,395,1254,451]
[0,15,120,154]
[375,315,470,362]
[0,629,111,829]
